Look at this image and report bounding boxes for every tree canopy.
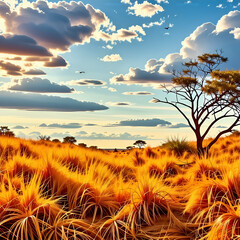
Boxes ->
[133,140,147,149]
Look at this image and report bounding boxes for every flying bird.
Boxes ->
[165,27,170,30]
[78,71,85,74]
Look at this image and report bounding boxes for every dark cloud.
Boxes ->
[0,34,52,56]
[0,91,108,112]
[39,123,82,129]
[107,118,171,127]
[44,56,68,67]
[6,78,74,93]
[68,79,106,86]
[0,61,22,76]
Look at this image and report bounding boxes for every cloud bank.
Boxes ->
[4,78,74,93]
[0,91,108,112]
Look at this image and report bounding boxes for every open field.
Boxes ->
[0,135,240,239]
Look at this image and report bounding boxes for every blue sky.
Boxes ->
[0,0,239,148]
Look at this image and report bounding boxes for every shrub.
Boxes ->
[162,137,195,156]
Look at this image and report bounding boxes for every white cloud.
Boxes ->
[216,4,225,9]
[128,1,164,18]
[142,18,165,28]
[100,54,123,62]
[111,10,240,87]
[121,0,132,4]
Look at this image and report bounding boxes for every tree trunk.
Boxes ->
[196,135,206,158]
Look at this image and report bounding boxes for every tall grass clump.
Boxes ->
[162,137,195,156]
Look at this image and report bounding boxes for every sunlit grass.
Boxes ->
[0,135,240,239]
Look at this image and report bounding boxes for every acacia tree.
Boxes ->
[133,140,147,149]
[153,53,240,157]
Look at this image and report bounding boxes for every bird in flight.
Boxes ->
[164,24,174,30]
[78,71,85,74]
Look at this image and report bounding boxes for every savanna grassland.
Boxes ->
[0,135,240,239]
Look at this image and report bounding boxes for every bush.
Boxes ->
[162,137,195,156]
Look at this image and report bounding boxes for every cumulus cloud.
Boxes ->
[0,1,145,74]
[39,123,82,129]
[110,65,172,87]
[112,10,240,87]
[67,79,106,86]
[4,78,74,93]
[100,54,122,62]
[0,91,108,111]
[128,1,164,18]
[107,118,171,127]
[123,91,154,95]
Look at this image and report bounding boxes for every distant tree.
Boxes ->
[78,143,87,148]
[63,136,77,144]
[52,138,60,143]
[89,146,98,150]
[0,126,14,137]
[153,52,240,157]
[38,135,51,141]
[126,146,133,150]
[133,140,147,149]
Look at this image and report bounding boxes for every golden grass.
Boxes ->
[0,135,240,239]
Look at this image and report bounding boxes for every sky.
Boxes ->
[0,0,239,148]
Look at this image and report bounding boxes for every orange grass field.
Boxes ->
[0,135,240,239]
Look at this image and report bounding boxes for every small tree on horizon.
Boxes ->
[63,136,77,144]
[153,52,240,157]
[133,140,147,149]
[38,135,51,141]
[0,126,15,137]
